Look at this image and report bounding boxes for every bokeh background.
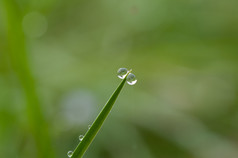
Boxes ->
[1,0,238,158]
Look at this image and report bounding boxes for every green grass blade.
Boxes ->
[3,0,55,157]
[71,77,127,158]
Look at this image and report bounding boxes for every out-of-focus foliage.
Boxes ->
[0,0,238,158]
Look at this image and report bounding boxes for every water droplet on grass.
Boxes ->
[117,68,128,79]
[88,125,91,129]
[79,135,84,141]
[67,151,73,157]
[126,73,137,85]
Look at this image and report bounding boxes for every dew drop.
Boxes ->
[117,68,128,79]
[126,73,137,85]
[88,125,91,129]
[67,151,73,157]
[79,135,84,141]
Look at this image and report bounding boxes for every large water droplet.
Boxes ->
[117,68,128,79]
[67,151,73,157]
[79,135,84,141]
[126,73,137,85]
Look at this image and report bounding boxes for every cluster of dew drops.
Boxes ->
[67,68,136,157]
[67,133,88,157]
[67,124,92,157]
[117,68,137,85]
[67,135,85,157]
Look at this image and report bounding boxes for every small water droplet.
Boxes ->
[79,135,84,141]
[67,151,73,157]
[126,73,137,85]
[88,125,91,129]
[117,68,128,79]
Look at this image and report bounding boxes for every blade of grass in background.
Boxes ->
[70,76,127,158]
[3,0,55,157]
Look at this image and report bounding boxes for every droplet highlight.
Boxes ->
[79,135,84,141]
[117,68,128,79]
[88,125,91,129]
[67,151,73,157]
[126,73,137,85]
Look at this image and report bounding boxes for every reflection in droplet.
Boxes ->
[67,151,73,157]
[126,73,137,85]
[117,68,128,79]
[79,135,84,141]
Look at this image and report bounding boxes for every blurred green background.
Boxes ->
[1,0,238,158]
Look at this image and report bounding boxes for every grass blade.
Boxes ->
[71,76,127,158]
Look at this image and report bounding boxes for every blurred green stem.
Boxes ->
[3,0,54,157]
